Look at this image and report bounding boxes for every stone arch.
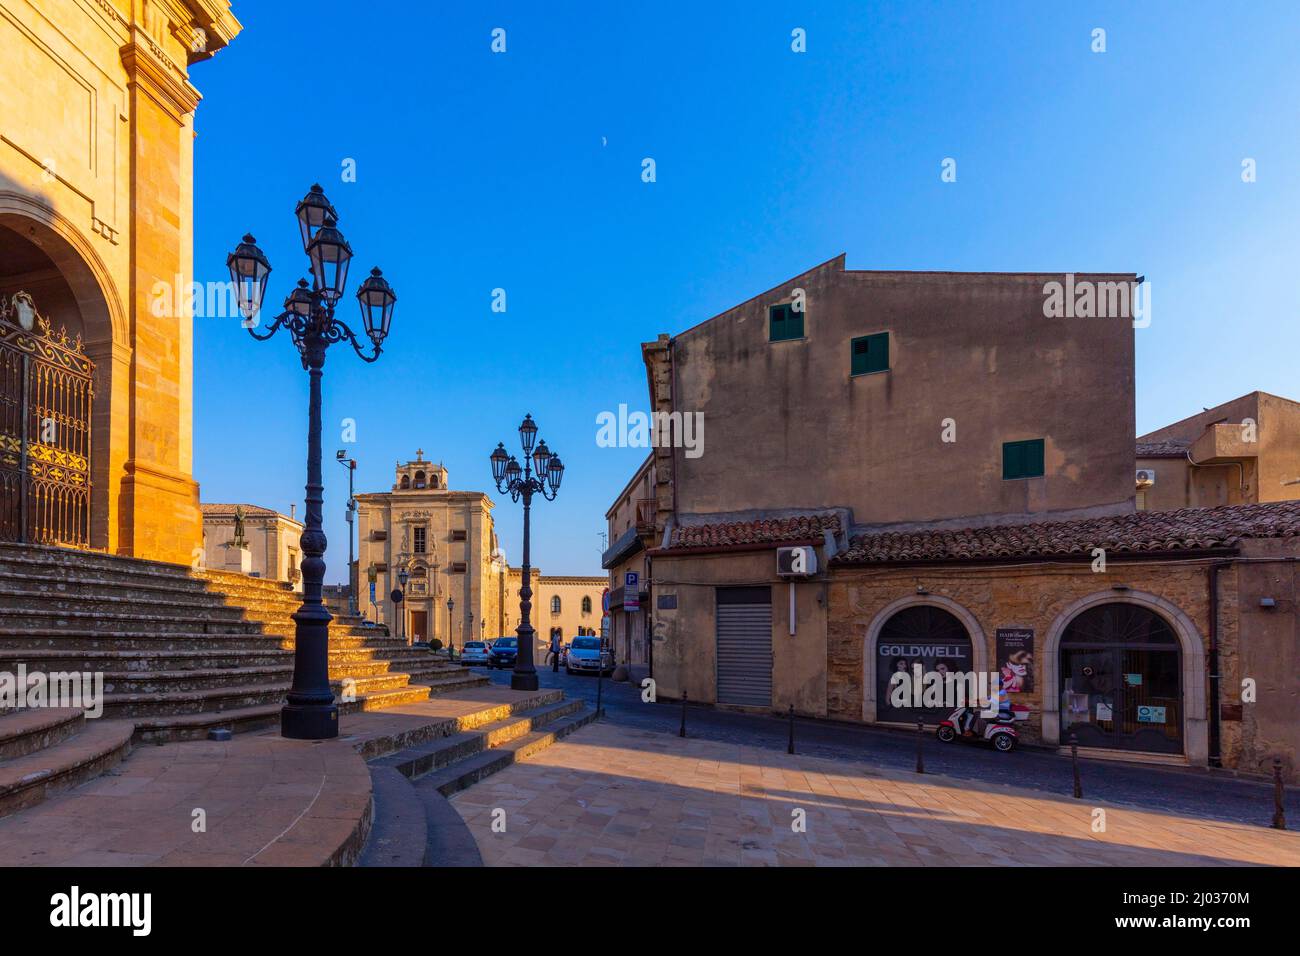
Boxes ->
[1041,590,1206,765]
[861,594,989,723]
[0,195,128,552]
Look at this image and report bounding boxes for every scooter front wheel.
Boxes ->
[936,725,957,743]
[992,732,1016,752]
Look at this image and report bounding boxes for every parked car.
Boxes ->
[460,641,491,665]
[488,636,518,668]
[565,636,612,676]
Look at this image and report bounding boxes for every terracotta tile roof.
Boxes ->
[833,501,1300,565]
[1136,439,1192,458]
[666,512,842,551]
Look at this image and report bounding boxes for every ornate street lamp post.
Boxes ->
[336,449,358,616]
[397,567,410,645]
[490,415,564,691]
[227,184,397,740]
[446,597,455,660]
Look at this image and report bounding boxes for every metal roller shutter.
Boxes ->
[716,587,772,707]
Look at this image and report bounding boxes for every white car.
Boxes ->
[460,641,491,665]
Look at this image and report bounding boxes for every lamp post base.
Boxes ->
[511,671,539,692]
[281,703,339,740]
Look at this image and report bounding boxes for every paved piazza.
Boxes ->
[451,722,1300,867]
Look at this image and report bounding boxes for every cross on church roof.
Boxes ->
[416,448,423,460]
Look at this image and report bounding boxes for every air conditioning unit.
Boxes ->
[776,545,818,577]
[1135,469,1156,489]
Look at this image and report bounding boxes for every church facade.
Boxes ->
[0,0,241,562]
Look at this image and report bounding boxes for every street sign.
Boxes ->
[390,589,404,604]
[601,587,610,614]
[369,582,376,603]
[623,572,640,612]
[625,571,639,589]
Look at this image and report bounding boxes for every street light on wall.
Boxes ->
[227,184,397,741]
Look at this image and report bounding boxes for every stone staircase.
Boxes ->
[356,689,597,866]
[0,542,489,819]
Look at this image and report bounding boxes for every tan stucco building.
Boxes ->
[1136,391,1300,511]
[0,0,241,562]
[354,453,505,647]
[201,502,302,591]
[603,255,1300,778]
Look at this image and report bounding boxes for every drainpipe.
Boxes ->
[1208,561,1231,769]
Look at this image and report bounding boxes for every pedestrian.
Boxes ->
[550,632,561,672]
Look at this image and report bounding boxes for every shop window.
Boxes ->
[1002,439,1045,480]
[1059,603,1182,754]
[769,303,804,342]
[850,332,889,376]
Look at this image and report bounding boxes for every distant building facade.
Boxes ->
[1136,391,1300,511]
[354,452,505,647]
[201,503,302,591]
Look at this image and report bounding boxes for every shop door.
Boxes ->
[1059,604,1182,754]
[715,586,772,707]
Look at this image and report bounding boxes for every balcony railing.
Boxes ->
[635,498,656,534]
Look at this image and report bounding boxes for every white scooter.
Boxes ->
[936,705,1018,752]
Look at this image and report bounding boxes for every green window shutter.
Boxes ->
[769,303,804,342]
[850,332,889,375]
[1003,439,1045,479]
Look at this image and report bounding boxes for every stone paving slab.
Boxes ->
[451,723,1300,867]
[0,733,371,867]
[0,684,559,867]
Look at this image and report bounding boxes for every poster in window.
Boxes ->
[995,627,1034,693]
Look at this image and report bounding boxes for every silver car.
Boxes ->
[460,641,491,665]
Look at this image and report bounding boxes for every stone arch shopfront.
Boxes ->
[827,502,1300,776]
[646,502,1300,777]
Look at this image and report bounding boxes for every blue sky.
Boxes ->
[191,1,1300,581]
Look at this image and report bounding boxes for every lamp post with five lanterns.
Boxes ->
[490,415,564,692]
[226,184,397,740]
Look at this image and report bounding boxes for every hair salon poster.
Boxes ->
[995,628,1034,693]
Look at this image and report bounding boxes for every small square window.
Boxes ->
[850,332,889,375]
[769,303,804,342]
[1002,439,1045,480]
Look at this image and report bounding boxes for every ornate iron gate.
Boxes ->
[0,292,94,547]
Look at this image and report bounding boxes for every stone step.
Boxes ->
[101,682,288,718]
[327,659,398,680]
[0,718,134,819]
[339,684,434,714]
[99,665,296,695]
[0,648,294,672]
[0,609,266,635]
[0,590,262,624]
[0,543,197,582]
[0,707,84,760]
[0,569,233,605]
[132,703,283,743]
[0,632,291,652]
[357,766,428,867]
[371,698,586,780]
[415,708,597,799]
